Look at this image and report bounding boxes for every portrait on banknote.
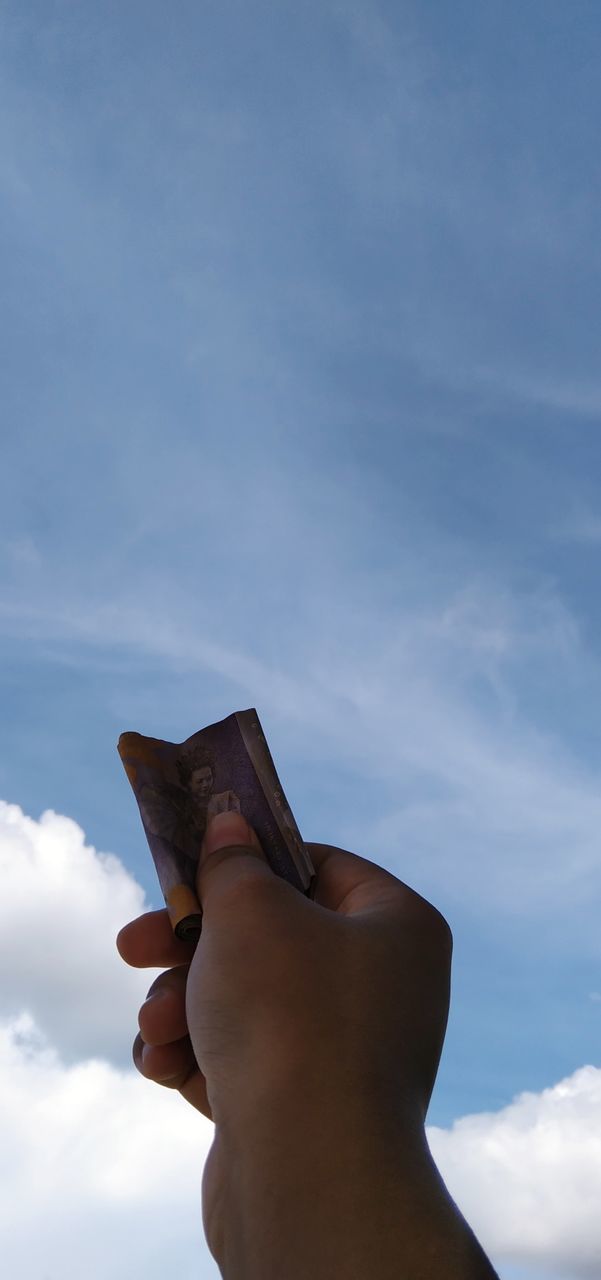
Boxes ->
[138,741,241,866]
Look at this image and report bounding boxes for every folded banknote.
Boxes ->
[118,709,315,941]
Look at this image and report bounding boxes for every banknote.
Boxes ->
[118,709,315,942]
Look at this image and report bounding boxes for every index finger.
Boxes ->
[116,909,197,969]
[306,841,410,913]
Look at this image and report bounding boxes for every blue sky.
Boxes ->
[2,3,601,1277]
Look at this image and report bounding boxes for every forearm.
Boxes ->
[209,1094,499,1280]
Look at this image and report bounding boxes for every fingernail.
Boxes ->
[203,811,254,855]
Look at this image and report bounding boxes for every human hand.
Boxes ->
[117,811,452,1120]
[117,811,468,1276]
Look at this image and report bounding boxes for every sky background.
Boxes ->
[1,2,600,1277]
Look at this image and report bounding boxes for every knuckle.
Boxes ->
[400,889,453,956]
[145,965,187,1000]
[425,902,453,955]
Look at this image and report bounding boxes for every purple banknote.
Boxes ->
[118,709,315,941]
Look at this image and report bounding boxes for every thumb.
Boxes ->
[196,810,272,910]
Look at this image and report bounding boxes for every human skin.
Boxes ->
[117,811,499,1279]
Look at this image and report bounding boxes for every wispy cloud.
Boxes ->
[2,558,600,935]
[550,507,601,544]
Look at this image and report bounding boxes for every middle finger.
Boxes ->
[138,965,190,1047]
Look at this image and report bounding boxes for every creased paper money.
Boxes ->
[118,709,315,942]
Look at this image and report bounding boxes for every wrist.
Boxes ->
[208,1086,498,1280]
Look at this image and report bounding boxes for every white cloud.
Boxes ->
[428,1065,601,1279]
[0,801,159,1062]
[0,1013,219,1280]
